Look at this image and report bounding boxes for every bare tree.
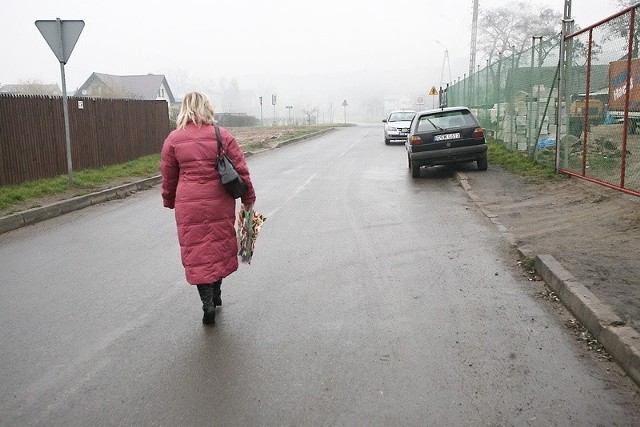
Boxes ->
[615,0,637,8]
[604,0,640,58]
[301,105,319,126]
[161,67,192,99]
[222,78,240,113]
[11,80,61,95]
[478,2,562,65]
[476,2,562,106]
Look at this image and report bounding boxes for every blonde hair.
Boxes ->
[176,92,215,129]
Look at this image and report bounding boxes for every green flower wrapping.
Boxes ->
[237,207,266,264]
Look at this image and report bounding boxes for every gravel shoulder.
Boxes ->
[461,164,640,333]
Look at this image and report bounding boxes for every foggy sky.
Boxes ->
[1,0,621,117]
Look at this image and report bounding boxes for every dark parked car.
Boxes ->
[383,110,416,144]
[405,107,487,177]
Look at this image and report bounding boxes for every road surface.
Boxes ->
[1,125,639,425]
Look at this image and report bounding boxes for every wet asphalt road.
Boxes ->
[1,124,639,426]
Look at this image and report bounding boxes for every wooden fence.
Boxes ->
[0,94,170,186]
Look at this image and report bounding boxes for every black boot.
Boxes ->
[196,284,215,325]
[212,280,222,307]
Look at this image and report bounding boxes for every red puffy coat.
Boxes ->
[161,123,256,285]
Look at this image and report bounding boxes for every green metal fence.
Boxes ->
[557,6,640,195]
[446,5,640,196]
[445,35,562,169]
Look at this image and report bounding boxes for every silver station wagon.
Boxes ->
[383,110,416,145]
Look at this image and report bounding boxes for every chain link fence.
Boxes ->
[444,4,640,196]
[558,6,640,195]
[444,35,561,166]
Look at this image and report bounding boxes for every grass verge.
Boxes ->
[0,154,161,211]
[487,137,558,180]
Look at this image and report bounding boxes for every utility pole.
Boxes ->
[469,0,479,76]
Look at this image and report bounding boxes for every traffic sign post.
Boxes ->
[35,18,84,185]
[286,105,293,124]
[341,99,348,124]
[272,94,277,125]
[429,86,439,108]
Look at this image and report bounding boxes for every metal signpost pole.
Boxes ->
[35,18,84,185]
[286,105,293,124]
[272,94,277,126]
[341,100,348,124]
[58,20,73,185]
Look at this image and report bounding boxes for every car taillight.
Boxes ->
[410,135,422,145]
[472,127,485,138]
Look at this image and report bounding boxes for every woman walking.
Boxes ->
[161,92,256,326]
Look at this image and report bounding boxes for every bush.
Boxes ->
[216,113,259,127]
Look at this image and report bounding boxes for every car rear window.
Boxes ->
[388,112,416,122]
[417,110,477,131]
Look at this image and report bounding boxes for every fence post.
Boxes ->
[477,66,481,107]
[463,74,467,105]
[534,36,543,151]
[496,52,503,140]
[620,6,636,189]
[510,51,516,150]
[556,0,574,171]
[485,60,489,107]
[528,38,536,152]
[581,29,594,176]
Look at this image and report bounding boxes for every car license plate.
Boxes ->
[434,133,461,142]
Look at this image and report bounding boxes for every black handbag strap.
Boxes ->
[214,125,223,158]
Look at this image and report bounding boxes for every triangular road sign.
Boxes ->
[35,19,84,64]
[428,86,439,96]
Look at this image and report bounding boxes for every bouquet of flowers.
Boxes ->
[237,206,266,264]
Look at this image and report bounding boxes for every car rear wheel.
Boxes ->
[410,159,421,178]
[477,153,488,171]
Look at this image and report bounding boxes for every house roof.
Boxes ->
[75,72,175,103]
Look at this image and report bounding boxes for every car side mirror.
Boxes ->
[382,119,387,123]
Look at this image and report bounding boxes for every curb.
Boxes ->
[455,171,640,387]
[0,128,338,235]
[0,176,162,235]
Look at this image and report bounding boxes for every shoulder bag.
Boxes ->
[215,125,246,199]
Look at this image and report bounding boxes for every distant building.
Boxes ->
[75,72,176,105]
[384,95,414,115]
[0,83,61,96]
